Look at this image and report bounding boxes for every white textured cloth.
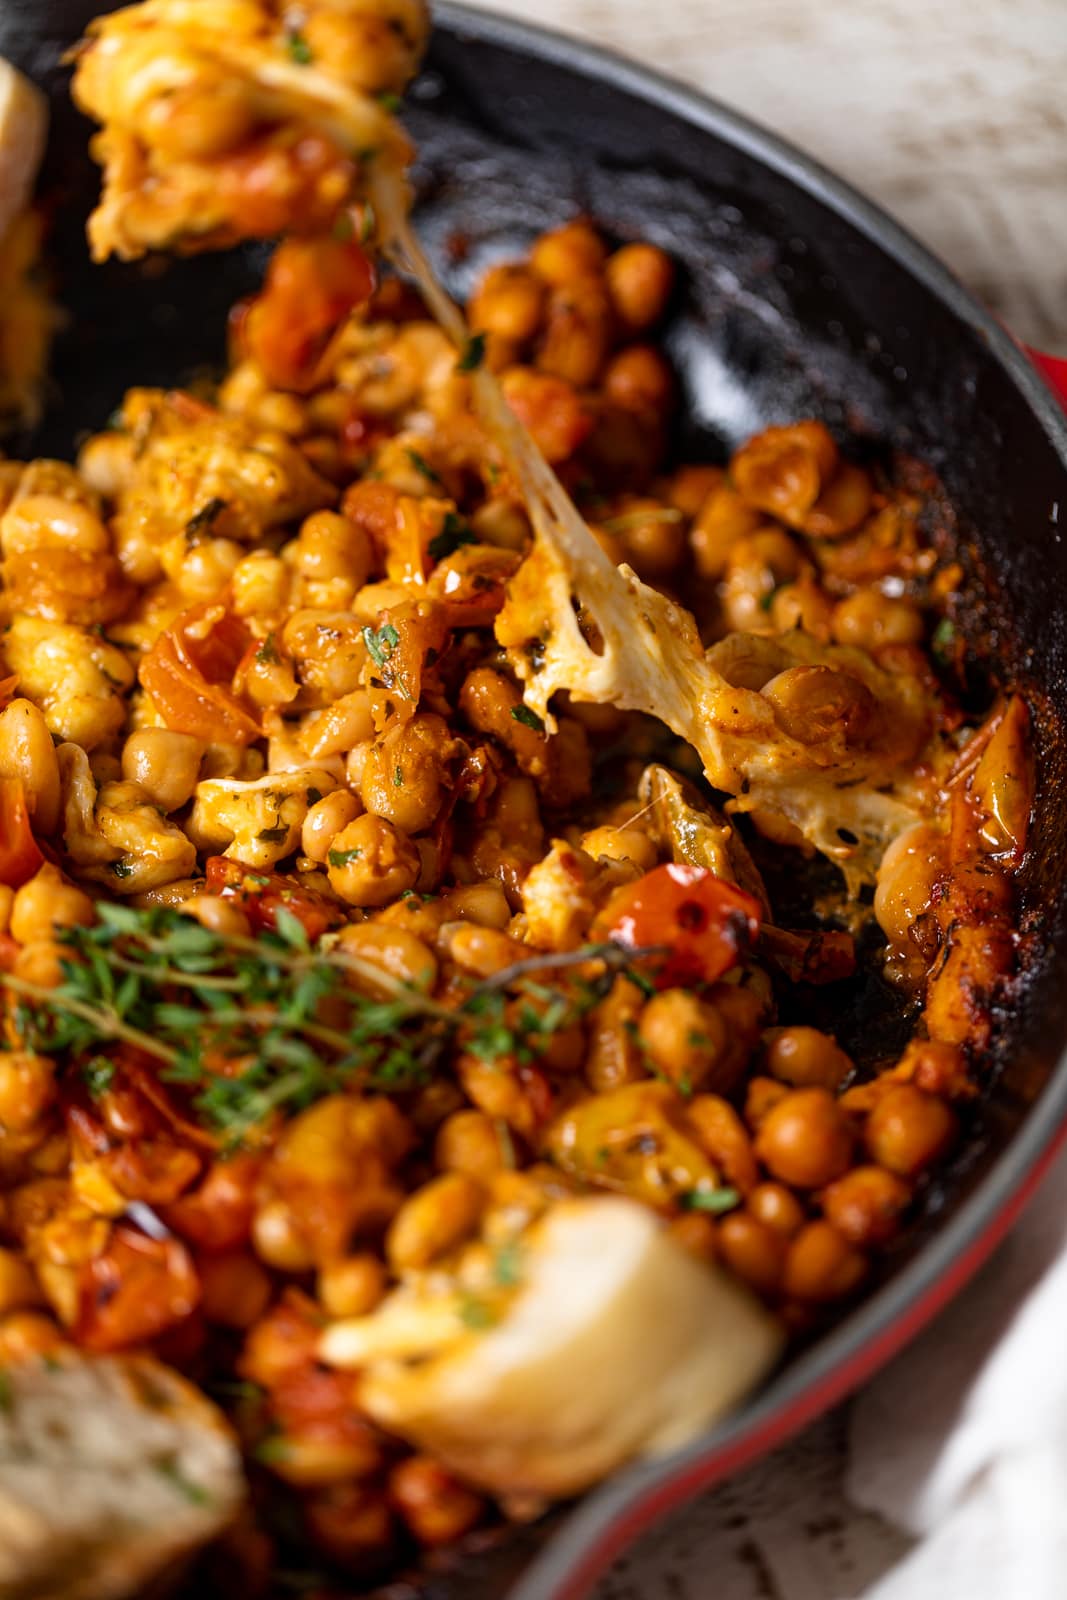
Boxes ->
[593,1147,1067,1600]
[845,1148,1067,1600]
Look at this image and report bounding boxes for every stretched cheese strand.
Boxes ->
[377,179,928,882]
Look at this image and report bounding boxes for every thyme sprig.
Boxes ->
[3,904,660,1146]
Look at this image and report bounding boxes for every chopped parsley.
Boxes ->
[110,860,135,879]
[184,497,227,539]
[362,621,400,670]
[83,1056,115,1099]
[327,848,363,868]
[377,91,402,112]
[406,449,445,488]
[681,1186,741,1214]
[286,31,313,64]
[510,703,545,732]
[428,511,476,563]
[932,616,958,664]
[456,332,487,373]
[255,633,280,666]
[393,765,405,787]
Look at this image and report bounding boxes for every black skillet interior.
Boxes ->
[5,3,1067,1596]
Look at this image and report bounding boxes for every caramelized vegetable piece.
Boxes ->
[238,233,375,392]
[597,862,761,988]
[140,603,261,745]
[0,777,44,887]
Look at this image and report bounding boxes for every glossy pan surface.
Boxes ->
[4,4,1067,1595]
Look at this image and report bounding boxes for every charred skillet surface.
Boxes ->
[4,4,1067,1598]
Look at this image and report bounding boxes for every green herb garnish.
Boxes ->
[286,31,313,63]
[428,511,476,563]
[362,621,400,670]
[681,1187,741,1214]
[255,633,280,666]
[510,703,545,732]
[406,448,445,488]
[327,848,363,868]
[4,905,664,1149]
[83,1056,115,1099]
[154,1457,213,1506]
[456,332,486,373]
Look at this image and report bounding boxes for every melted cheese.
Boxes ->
[378,187,936,884]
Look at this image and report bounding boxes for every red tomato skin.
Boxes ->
[601,862,762,988]
[0,777,45,888]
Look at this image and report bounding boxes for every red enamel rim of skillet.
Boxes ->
[425,9,1067,1598]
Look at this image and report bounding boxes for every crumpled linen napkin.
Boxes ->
[846,1143,1067,1600]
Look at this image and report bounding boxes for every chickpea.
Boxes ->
[12,941,67,989]
[301,789,362,862]
[821,1165,911,1247]
[769,575,834,638]
[0,698,62,835]
[865,1084,957,1177]
[585,975,647,1093]
[832,588,924,650]
[721,527,804,633]
[443,923,527,979]
[602,498,686,580]
[360,712,454,834]
[762,664,876,746]
[389,1455,484,1548]
[579,823,658,873]
[168,536,243,602]
[181,895,252,939]
[638,990,729,1093]
[336,922,438,994]
[10,865,95,947]
[326,814,420,907]
[139,75,258,160]
[435,1110,511,1183]
[121,728,204,812]
[668,1211,718,1262]
[716,1211,785,1297]
[688,1094,760,1194]
[603,345,674,414]
[318,1253,387,1319]
[754,1088,854,1188]
[267,1430,382,1490]
[386,1172,485,1273]
[763,1026,852,1091]
[304,1483,395,1568]
[529,220,607,284]
[199,1251,272,1329]
[782,1220,867,1302]
[689,484,763,581]
[0,1053,56,1132]
[606,242,675,330]
[231,550,290,618]
[537,278,614,387]
[442,880,512,930]
[747,1182,806,1239]
[0,1248,43,1315]
[0,1310,63,1362]
[289,510,372,602]
[668,464,724,519]
[470,262,546,343]
[252,1199,316,1273]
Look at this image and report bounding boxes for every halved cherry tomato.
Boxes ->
[77,1223,200,1351]
[239,232,375,392]
[140,602,261,746]
[162,1151,263,1252]
[0,674,18,710]
[597,862,762,988]
[204,856,343,942]
[0,777,45,888]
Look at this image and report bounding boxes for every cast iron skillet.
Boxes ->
[6,4,1067,1596]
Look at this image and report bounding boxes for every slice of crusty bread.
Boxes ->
[0,1352,244,1600]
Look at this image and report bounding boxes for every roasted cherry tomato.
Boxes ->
[205,856,343,942]
[140,603,261,746]
[239,232,375,392]
[77,1223,200,1352]
[598,862,762,988]
[0,776,45,888]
